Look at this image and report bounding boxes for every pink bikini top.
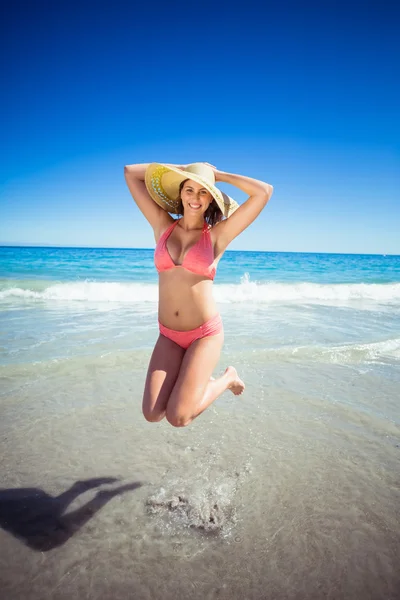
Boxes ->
[154,219,216,280]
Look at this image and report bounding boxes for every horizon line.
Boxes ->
[0,244,398,257]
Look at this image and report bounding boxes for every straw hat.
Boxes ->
[145,163,239,217]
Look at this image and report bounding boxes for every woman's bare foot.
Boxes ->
[225,366,245,396]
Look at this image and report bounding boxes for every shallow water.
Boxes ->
[1,247,399,599]
[1,346,399,599]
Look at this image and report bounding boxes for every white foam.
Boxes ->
[215,274,400,305]
[0,281,158,303]
[277,337,400,364]
[1,277,400,307]
[327,338,400,363]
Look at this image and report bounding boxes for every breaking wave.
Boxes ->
[1,277,400,307]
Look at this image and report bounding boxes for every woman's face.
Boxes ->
[180,180,213,215]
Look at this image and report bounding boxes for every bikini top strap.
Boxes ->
[164,219,179,237]
[156,220,177,248]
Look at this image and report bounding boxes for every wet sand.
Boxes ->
[1,355,399,600]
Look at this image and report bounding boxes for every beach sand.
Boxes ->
[1,350,399,600]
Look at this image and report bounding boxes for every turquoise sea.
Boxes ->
[1,245,399,600]
[1,246,400,366]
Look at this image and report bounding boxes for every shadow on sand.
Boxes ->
[0,477,142,551]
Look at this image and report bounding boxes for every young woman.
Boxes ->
[124,162,273,427]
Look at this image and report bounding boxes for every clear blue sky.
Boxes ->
[1,0,399,254]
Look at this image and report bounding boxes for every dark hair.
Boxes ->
[177,179,224,227]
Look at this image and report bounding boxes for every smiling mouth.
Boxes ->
[188,203,201,209]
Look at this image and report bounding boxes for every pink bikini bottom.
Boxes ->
[158,313,223,350]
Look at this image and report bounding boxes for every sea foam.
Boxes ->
[1,278,400,307]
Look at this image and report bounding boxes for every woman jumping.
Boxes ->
[124,162,273,427]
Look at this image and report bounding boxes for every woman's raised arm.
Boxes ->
[212,169,274,251]
[124,163,184,236]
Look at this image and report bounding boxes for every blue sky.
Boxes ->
[1,0,399,254]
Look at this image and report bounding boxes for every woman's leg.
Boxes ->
[142,334,185,422]
[165,332,245,427]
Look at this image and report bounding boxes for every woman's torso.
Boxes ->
[155,219,222,330]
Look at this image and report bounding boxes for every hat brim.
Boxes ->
[145,163,239,218]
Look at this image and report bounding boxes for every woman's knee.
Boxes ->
[142,407,166,423]
[165,406,192,428]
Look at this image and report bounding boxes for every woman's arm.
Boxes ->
[212,169,273,251]
[124,163,185,235]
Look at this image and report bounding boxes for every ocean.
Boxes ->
[1,245,399,600]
